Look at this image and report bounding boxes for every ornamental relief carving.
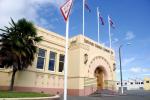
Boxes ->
[87,56,113,80]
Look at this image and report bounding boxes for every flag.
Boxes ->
[108,16,115,28]
[85,0,91,12]
[99,14,104,25]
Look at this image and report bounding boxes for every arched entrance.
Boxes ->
[94,67,105,90]
[87,56,113,94]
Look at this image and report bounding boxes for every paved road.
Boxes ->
[60,90,150,100]
[64,95,150,100]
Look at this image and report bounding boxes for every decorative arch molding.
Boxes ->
[88,56,113,80]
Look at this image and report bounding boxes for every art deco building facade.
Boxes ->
[0,26,116,96]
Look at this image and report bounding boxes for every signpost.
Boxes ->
[60,0,73,100]
[60,0,73,21]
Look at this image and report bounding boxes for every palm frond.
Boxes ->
[0,18,43,70]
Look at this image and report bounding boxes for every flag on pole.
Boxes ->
[108,16,115,28]
[99,14,104,25]
[85,0,91,12]
[97,7,104,43]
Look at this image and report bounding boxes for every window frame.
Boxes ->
[58,54,65,73]
[48,51,57,72]
[36,48,46,70]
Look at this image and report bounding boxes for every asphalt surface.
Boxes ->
[60,90,150,100]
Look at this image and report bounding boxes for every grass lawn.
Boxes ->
[0,91,51,98]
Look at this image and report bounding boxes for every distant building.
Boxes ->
[0,26,116,96]
[116,79,144,91]
[144,77,150,90]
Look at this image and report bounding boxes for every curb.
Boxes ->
[0,95,60,100]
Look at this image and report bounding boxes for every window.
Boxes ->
[146,81,150,83]
[59,54,65,72]
[117,83,119,85]
[36,48,46,69]
[125,82,127,85]
[141,82,144,84]
[48,51,56,71]
[130,82,133,85]
[138,82,140,84]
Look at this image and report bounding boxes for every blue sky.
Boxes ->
[0,0,150,81]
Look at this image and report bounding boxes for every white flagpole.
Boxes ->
[64,18,69,100]
[108,16,112,48]
[97,7,100,43]
[83,0,85,36]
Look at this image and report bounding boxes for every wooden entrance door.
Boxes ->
[95,67,104,90]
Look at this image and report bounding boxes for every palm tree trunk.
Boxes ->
[9,68,17,91]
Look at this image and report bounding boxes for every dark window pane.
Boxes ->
[146,81,149,83]
[59,54,65,61]
[50,51,56,59]
[59,62,64,72]
[59,54,64,72]
[141,82,143,84]
[49,60,55,71]
[36,48,46,69]
[38,48,46,57]
[37,57,44,69]
[48,52,56,71]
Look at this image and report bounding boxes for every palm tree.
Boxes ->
[0,18,42,91]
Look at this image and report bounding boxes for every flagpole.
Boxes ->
[97,7,100,43]
[83,0,85,36]
[64,18,69,100]
[108,16,112,48]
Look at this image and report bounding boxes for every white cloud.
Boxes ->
[0,0,65,29]
[49,0,66,7]
[130,67,142,73]
[125,31,135,40]
[122,57,135,66]
[142,73,150,76]
[112,38,119,44]
[130,67,149,73]
[116,69,127,74]
[38,18,55,30]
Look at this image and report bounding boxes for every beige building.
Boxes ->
[0,26,116,96]
[144,77,150,90]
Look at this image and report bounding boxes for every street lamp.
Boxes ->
[119,43,131,94]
